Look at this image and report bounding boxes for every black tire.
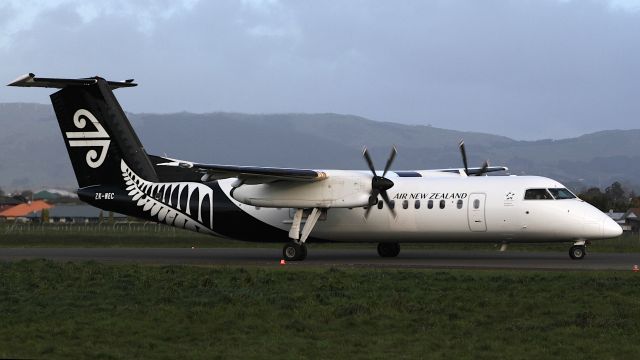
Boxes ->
[299,243,308,261]
[569,245,586,260]
[283,242,307,261]
[377,242,400,258]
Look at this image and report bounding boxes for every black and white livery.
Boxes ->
[8,74,622,261]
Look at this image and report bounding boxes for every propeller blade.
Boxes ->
[459,139,469,175]
[382,146,397,177]
[380,190,397,218]
[362,147,377,176]
[475,160,490,176]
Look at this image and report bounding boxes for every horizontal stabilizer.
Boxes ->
[7,73,136,90]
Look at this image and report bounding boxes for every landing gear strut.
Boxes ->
[569,241,587,260]
[377,242,400,258]
[283,242,307,261]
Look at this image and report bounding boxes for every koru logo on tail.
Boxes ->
[65,109,110,168]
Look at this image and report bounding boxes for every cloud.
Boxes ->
[557,0,640,12]
[1,0,639,140]
[0,0,200,47]
[607,0,640,11]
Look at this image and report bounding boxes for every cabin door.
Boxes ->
[468,193,487,232]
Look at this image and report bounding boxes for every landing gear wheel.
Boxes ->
[569,245,586,260]
[283,242,307,261]
[377,242,400,258]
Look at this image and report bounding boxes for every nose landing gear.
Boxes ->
[569,240,587,260]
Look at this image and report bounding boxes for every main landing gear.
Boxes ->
[283,242,307,261]
[283,208,321,261]
[569,240,587,260]
[377,242,400,258]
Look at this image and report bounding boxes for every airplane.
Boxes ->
[8,73,623,261]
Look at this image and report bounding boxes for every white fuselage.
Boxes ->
[219,172,622,243]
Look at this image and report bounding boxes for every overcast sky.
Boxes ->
[1,0,639,140]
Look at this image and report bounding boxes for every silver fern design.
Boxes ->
[121,160,215,234]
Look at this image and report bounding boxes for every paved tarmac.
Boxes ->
[1,247,639,270]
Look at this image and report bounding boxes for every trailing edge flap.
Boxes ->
[152,156,327,184]
[436,166,508,175]
[7,73,136,90]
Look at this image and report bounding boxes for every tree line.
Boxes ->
[578,182,639,212]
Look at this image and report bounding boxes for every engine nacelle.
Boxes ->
[231,170,372,208]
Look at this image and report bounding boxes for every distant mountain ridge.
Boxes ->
[0,103,638,191]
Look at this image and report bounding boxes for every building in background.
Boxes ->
[0,201,128,223]
[0,200,53,222]
[0,196,25,212]
[622,208,640,234]
[25,204,127,224]
[606,209,640,234]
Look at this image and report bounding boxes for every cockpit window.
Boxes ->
[524,189,554,200]
[548,188,576,200]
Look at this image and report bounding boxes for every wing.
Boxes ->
[151,156,326,184]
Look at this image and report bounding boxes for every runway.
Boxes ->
[1,247,639,270]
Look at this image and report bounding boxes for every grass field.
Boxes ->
[1,223,640,253]
[1,260,640,359]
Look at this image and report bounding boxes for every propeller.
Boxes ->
[459,139,490,176]
[363,146,397,218]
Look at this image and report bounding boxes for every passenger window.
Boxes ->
[377,200,383,209]
[402,200,408,209]
[427,200,433,209]
[389,200,395,209]
[473,199,480,209]
[524,189,554,200]
[415,200,420,209]
[457,199,463,209]
[439,200,445,209]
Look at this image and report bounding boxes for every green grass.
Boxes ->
[1,261,640,359]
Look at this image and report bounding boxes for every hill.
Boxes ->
[0,103,638,191]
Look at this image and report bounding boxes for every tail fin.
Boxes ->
[9,73,158,187]
[9,74,220,235]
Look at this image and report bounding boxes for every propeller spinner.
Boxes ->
[363,146,397,218]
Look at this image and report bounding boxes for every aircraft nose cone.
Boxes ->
[602,218,623,238]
